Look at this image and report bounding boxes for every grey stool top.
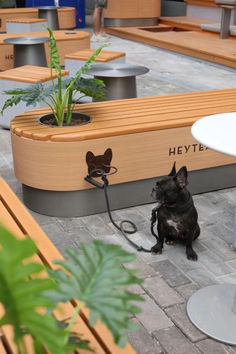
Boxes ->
[36,6,63,10]
[86,63,149,77]
[4,36,50,45]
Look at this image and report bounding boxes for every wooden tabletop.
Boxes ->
[65,48,126,62]
[0,30,89,44]
[11,88,236,142]
[6,18,47,24]
[0,65,69,83]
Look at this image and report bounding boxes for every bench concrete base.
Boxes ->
[22,164,236,217]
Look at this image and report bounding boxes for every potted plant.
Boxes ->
[0,28,110,217]
[0,223,143,354]
[1,27,106,127]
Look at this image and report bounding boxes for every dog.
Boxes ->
[150,163,200,261]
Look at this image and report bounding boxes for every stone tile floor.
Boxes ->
[1,17,236,353]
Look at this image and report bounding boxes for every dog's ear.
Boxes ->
[175,166,188,188]
[104,148,112,165]
[86,151,95,164]
[168,162,176,176]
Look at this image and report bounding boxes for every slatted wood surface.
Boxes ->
[0,65,68,83]
[0,177,136,354]
[160,16,217,31]
[6,18,47,24]
[105,17,236,68]
[0,30,89,44]
[11,89,236,142]
[0,30,90,70]
[0,7,75,32]
[65,48,126,62]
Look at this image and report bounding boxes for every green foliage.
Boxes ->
[1,28,106,126]
[47,241,144,347]
[0,224,143,353]
[0,224,72,354]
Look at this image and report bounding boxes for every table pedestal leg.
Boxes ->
[14,43,47,68]
[94,76,137,101]
[187,284,236,345]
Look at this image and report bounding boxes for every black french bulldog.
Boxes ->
[151,163,200,261]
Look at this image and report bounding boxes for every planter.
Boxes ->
[10,91,236,217]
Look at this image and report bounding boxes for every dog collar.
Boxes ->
[164,192,193,213]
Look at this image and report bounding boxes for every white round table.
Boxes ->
[187,112,236,345]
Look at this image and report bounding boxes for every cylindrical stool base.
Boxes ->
[14,43,47,67]
[95,76,137,100]
[38,7,59,30]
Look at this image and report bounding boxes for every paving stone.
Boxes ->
[196,338,236,354]
[136,294,173,333]
[123,255,157,279]
[127,318,164,354]
[80,214,114,236]
[150,259,192,287]
[41,223,70,256]
[127,283,146,295]
[153,326,201,354]
[56,216,86,231]
[202,237,236,261]
[143,276,184,308]
[217,273,236,284]
[29,209,57,226]
[198,250,234,276]
[165,303,206,342]
[165,243,203,273]
[176,283,200,300]
[186,268,219,287]
[67,227,94,249]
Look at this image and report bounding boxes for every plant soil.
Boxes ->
[39,113,91,127]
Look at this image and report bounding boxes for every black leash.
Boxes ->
[85,168,158,253]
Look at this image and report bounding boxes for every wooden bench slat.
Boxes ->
[0,338,8,354]
[0,200,107,354]
[0,178,135,354]
[10,91,236,141]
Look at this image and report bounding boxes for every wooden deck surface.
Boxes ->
[11,89,236,142]
[104,16,236,68]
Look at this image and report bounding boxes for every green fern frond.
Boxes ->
[48,241,144,348]
[0,224,73,354]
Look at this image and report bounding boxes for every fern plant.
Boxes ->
[1,28,106,126]
[0,223,143,353]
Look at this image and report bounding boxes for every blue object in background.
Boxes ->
[25,0,86,28]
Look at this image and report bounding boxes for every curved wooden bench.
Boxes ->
[0,8,38,32]
[10,89,236,192]
[0,30,90,70]
[0,7,76,32]
[58,7,76,29]
[0,177,136,354]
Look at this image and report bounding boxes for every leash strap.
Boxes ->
[85,169,158,253]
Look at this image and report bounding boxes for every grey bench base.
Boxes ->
[22,164,236,217]
[104,18,158,27]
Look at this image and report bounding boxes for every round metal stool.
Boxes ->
[37,6,60,30]
[86,63,149,100]
[4,36,50,68]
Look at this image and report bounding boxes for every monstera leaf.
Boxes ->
[0,224,72,354]
[47,241,144,347]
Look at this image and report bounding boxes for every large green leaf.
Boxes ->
[0,224,73,354]
[48,241,144,347]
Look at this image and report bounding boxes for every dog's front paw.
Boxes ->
[151,243,163,255]
[186,248,198,261]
